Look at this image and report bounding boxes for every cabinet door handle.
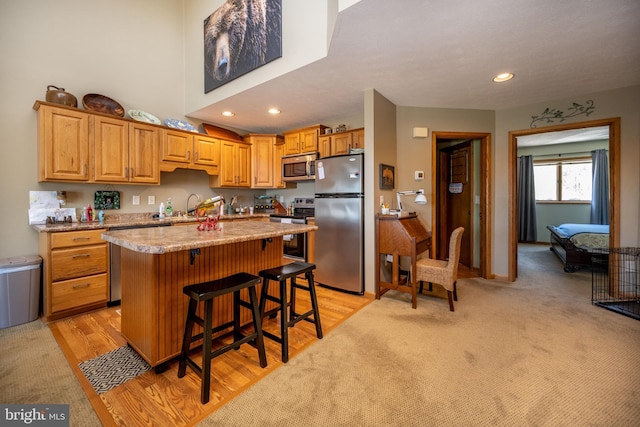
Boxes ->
[83,164,88,176]
[187,150,191,161]
[130,167,134,178]
[125,167,129,178]
[72,237,90,241]
[72,253,91,259]
[72,283,91,289]
[194,152,198,161]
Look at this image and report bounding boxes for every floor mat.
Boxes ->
[78,345,151,394]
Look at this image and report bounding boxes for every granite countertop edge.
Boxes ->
[30,213,271,233]
[101,222,318,254]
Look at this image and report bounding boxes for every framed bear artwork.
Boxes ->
[204,0,282,93]
[380,164,395,190]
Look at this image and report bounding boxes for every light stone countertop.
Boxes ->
[101,220,317,254]
[30,212,271,232]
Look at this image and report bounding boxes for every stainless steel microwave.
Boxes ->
[282,152,317,182]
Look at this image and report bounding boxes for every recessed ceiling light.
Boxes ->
[493,72,514,83]
[222,111,235,117]
[268,108,281,115]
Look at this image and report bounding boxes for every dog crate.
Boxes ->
[592,248,640,320]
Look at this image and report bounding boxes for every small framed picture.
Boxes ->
[94,191,121,210]
[379,164,395,189]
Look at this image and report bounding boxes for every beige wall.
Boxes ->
[0,0,188,259]
[364,89,397,294]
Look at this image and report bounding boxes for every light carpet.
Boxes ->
[200,244,640,426]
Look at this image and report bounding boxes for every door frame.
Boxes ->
[507,117,621,281]
[432,131,491,278]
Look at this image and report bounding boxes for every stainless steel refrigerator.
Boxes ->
[314,153,364,294]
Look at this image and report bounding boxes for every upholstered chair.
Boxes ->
[415,227,464,311]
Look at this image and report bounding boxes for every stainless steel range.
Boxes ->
[269,197,314,261]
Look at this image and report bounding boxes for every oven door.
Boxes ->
[269,216,307,261]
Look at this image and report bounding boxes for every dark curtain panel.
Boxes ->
[590,149,609,225]
[518,155,537,242]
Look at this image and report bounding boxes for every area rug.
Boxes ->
[78,345,151,394]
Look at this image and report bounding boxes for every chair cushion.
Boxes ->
[415,258,452,290]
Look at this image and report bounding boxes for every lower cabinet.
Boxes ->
[39,229,109,322]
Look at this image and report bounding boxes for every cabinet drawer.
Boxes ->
[51,229,106,249]
[51,244,108,281]
[51,273,108,312]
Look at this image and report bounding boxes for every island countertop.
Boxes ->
[102,220,317,254]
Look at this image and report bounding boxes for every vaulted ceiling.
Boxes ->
[194,0,640,134]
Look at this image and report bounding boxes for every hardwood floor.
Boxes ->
[49,283,373,426]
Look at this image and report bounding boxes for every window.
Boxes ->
[534,157,592,202]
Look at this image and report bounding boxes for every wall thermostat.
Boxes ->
[415,170,424,180]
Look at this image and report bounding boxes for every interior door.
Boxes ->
[439,141,472,266]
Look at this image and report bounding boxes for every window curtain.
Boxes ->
[518,155,537,242]
[590,149,609,225]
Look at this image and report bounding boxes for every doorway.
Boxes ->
[432,131,491,279]
[508,118,621,281]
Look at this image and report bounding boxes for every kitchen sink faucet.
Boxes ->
[186,193,201,216]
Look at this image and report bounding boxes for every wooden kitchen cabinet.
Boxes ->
[318,135,331,158]
[39,229,109,322]
[246,133,284,188]
[274,140,286,188]
[352,128,365,149]
[36,102,91,182]
[282,124,328,155]
[331,132,353,155]
[330,128,364,156]
[35,101,159,184]
[210,139,251,187]
[160,130,220,175]
[94,116,160,184]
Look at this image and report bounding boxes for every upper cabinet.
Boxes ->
[318,134,331,158]
[37,102,91,182]
[282,125,328,155]
[35,101,159,184]
[160,130,220,175]
[209,139,251,187]
[320,128,364,157]
[246,134,284,188]
[94,116,159,183]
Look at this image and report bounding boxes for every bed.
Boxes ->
[547,223,610,272]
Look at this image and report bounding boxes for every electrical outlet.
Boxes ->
[415,170,424,180]
[380,195,384,206]
[132,195,140,205]
[148,195,155,205]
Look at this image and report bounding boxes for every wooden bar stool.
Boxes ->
[177,272,267,404]
[258,261,323,363]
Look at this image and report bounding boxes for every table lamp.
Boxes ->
[393,189,427,214]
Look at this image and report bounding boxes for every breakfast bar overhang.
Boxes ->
[102,221,317,368]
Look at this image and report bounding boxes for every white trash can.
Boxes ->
[0,255,42,328]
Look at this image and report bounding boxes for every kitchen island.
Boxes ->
[101,220,317,368]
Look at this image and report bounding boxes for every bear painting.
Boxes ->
[204,0,282,93]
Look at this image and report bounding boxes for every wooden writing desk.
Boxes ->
[375,213,431,308]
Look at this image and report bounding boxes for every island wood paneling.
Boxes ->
[121,237,283,367]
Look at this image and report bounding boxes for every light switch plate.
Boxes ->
[132,195,140,205]
[148,195,155,205]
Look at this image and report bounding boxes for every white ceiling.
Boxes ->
[194,0,640,134]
